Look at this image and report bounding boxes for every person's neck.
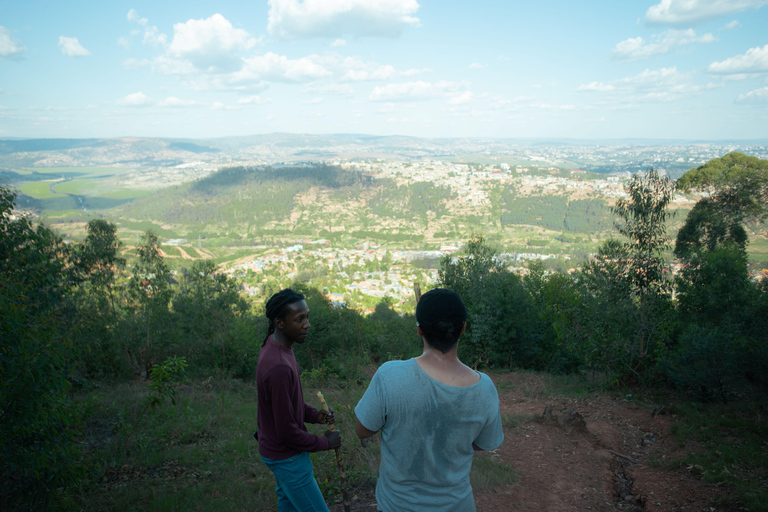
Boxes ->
[272,331,293,350]
[417,342,461,366]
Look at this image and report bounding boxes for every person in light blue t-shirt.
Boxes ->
[354,288,504,512]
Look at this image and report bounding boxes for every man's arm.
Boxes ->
[355,416,379,440]
[267,368,331,452]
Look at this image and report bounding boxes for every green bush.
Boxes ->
[0,186,84,510]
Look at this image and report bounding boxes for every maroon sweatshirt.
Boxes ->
[256,335,330,459]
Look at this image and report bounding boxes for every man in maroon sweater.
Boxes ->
[257,289,341,512]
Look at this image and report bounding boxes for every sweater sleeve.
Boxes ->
[267,366,330,453]
[304,403,321,424]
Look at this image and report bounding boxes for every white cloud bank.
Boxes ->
[58,36,92,57]
[646,0,768,25]
[127,9,167,46]
[117,92,153,107]
[578,67,705,102]
[267,0,420,39]
[735,87,768,103]
[0,26,25,59]
[613,29,715,62]
[707,44,768,74]
[369,80,465,102]
[168,14,258,71]
[158,97,199,107]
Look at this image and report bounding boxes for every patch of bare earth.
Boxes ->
[475,373,739,512]
[333,372,740,512]
[175,247,194,260]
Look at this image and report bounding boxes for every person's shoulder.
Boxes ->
[477,372,501,393]
[376,359,414,375]
[261,355,294,381]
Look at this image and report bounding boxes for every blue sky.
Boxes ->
[1,0,767,140]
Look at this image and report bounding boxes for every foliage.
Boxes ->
[172,260,257,377]
[669,245,768,401]
[498,193,612,233]
[674,198,748,260]
[69,219,130,380]
[128,231,174,377]
[0,185,83,510]
[439,236,551,369]
[676,151,768,222]
[578,169,675,383]
[675,152,767,260]
[123,357,188,451]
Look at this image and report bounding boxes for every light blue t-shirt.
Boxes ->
[355,359,504,512]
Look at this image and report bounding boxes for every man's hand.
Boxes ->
[324,430,342,449]
[317,409,335,425]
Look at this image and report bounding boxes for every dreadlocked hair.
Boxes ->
[263,288,305,346]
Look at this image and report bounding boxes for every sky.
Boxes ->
[1,0,767,140]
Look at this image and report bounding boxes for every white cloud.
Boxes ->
[723,20,740,29]
[723,73,752,81]
[303,97,324,104]
[210,101,241,110]
[268,0,420,40]
[578,82,615,92]
[707,44,768,74]
[304,83,356,97]
[735,87,768,103]
[401,67,430,76]
[118,36,130,49]
[127,9,167,47]
[0,26,25,59]
[168,14,257,70]
[238,95,267,104]
[117,92,153,107]
[126,14,417,94]
[612,29,715,62]
[578,67,703,102]
[158,96,199,107]
[331,38,347,47]
[58,36,92,57]
[469,62,486,69]
[369,80,462,102]
[232,52,330,83]
[342,63,395,81]
[127,9,147,25]
[646,0,768,25]
[447,91,474,104]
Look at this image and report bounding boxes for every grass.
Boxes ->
[17,180,63,199]
[160,246,182,257]
[74,371,528,511]
[74,376,379,512]
[666,400,768,511]
[541,373,595,397]
[470,452,519,490]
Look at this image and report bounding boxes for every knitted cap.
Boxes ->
[416,288,467,327]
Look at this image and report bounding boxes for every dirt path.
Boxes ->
[333,372,739,512]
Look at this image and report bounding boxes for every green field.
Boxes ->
[18,180,63,199]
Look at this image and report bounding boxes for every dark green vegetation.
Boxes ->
[2,153,768,510]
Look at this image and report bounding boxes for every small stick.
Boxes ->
[606,449,638,464]
[317,391,351,512]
